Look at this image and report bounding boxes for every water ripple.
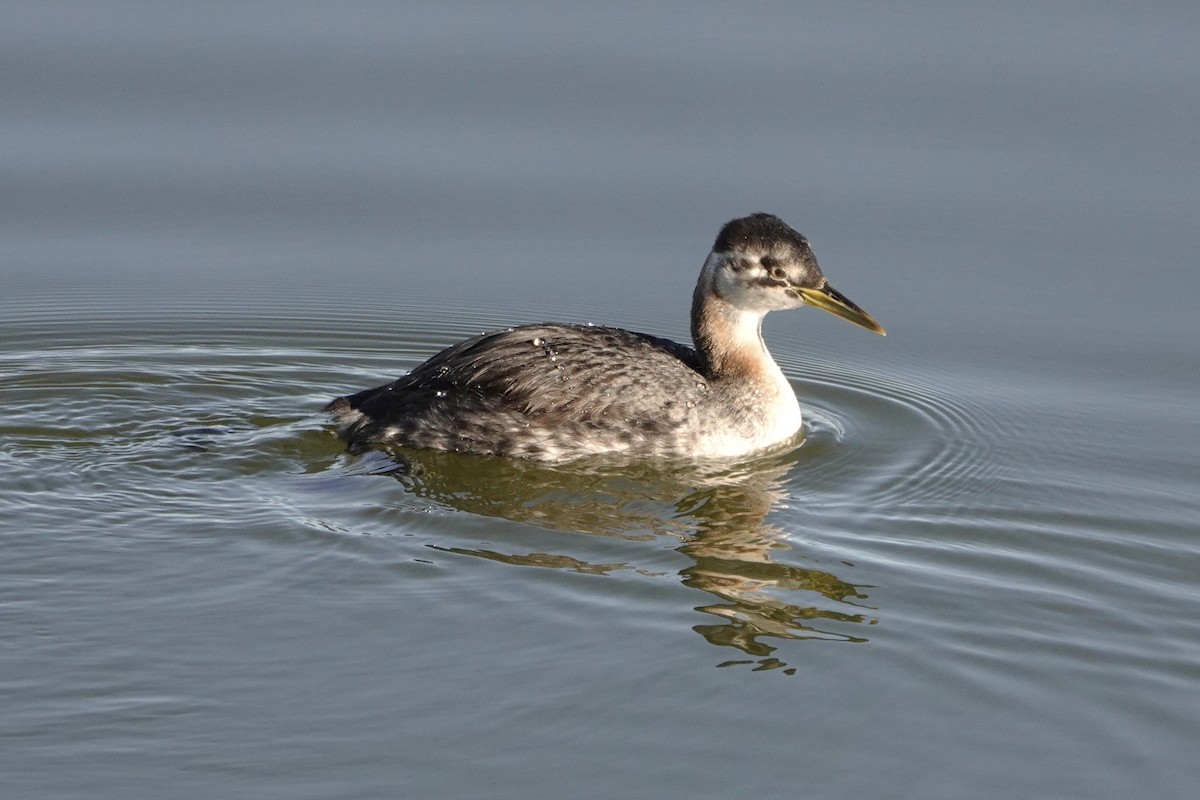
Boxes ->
[4,293,1197,687]
[779,355,1015,522]
[2,293,1017,527]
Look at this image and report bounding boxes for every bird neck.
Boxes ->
[691,278,778,383]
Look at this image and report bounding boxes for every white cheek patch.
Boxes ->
[713,264,775,313]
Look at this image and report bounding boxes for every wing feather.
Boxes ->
[340,323,706,424]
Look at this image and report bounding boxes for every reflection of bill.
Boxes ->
[371,444,877,671]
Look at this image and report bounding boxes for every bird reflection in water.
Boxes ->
[361,443,876,672]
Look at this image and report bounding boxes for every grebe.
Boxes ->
[325,213,884,462]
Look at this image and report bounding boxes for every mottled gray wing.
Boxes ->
[344,323,706,424]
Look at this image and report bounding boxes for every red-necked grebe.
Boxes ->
[325,213,884,462]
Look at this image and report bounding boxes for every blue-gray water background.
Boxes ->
[3,3,1198,798]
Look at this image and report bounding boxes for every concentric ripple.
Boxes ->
[5,290,1198,685]
[787,357,1015,518]
[2,291,1016,530]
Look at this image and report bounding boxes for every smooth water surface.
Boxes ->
[3,4,1198,799]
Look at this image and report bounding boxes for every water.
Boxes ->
[3,3,1198,798]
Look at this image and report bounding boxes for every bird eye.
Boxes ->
[760,256,786,281]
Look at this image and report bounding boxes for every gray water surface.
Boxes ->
[3,4,1199,799]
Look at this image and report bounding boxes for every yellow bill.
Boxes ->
[797,282,886,336]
